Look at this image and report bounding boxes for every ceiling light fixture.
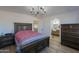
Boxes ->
[30,6,47,16]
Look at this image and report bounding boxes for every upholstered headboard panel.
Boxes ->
[14,23,32,33]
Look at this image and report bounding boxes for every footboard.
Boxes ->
[20,37,49,53]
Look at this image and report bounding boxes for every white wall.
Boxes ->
[55,10,79,24]
[0,10,38,35]
[0,10,51,36]
[38,17,51,36]
[39,10,79,36]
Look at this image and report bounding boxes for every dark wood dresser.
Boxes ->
[0,34,15,48]
[61,24,79,50]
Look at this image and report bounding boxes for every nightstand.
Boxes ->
[0,34,15,48]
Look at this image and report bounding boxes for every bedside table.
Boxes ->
[0,34,15,48]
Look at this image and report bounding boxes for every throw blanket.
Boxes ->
[15,30,40,42]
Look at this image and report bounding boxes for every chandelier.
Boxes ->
[29,6,47,16]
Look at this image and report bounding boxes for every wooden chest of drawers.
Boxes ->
[0,35,15,48]
[61,24,79,50]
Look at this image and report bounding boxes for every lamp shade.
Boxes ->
[34,24,38,28]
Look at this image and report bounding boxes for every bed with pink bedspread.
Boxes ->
[15,30,49,53]
[14,23,49,53]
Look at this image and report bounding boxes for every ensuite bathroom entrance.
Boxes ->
[50,18,60,38]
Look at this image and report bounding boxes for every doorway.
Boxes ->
[50,18,61,43]
[51,18,60,36]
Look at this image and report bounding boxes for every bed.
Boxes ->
[14,23,49,53]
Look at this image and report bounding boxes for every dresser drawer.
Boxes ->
[0,35,15,48]
[62,35,79,43]
[61,39,79,50]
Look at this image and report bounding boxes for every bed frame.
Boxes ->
[14,23,49,53]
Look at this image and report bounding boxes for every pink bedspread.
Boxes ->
[15,30,40,42]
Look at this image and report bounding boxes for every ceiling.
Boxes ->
[0,6,79,16]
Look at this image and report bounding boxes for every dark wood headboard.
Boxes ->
[14,23,32,33]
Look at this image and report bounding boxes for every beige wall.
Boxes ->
[0,10,38,35]
[55,10,79,24]
[38,17,51,36]
[39,10,79,36]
